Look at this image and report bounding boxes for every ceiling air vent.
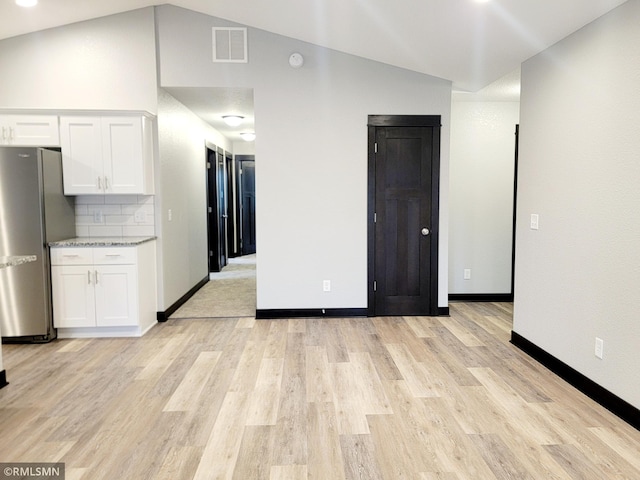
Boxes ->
[212,27,248,63]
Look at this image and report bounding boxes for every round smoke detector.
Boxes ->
[288,52,304,68]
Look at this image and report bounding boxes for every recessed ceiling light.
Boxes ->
[222,115,244,127]
[16,0,38,7]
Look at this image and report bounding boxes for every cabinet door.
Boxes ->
[94,265,138,327]
[101,117,144,194]
[51,265,96,328]
[0,115,60,146]
[60,116,103,194]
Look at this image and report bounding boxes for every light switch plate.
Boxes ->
[595,337,604,359]
[530,214,539,230]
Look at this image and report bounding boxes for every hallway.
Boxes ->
[170,255,256,319]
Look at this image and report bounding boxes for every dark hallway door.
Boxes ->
[207,144,228,272]
[368,115,441,316]
[238,156,256,255]
[225,151,235,258]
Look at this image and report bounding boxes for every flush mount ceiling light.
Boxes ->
[222,115,244,127]
[16,0,38,6]
[240,132,256,142]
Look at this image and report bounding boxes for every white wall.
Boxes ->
[233,141,256,156]
[0,8,157,113]
[156,5,452,310]
[515,0,640,408]
[156,89,231,309]
[449,100,519,294]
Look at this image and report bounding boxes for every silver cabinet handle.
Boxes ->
[104,176,110,190]
[1,126,6,140]
[94,270,99,284]
[88,270,91,284]
[97,176,102,190]
[9,127,14,139]
[421,228,430,236]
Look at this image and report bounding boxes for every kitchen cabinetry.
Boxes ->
[50,241,157,337]
[0,115,59,146]
[59,115,154,195]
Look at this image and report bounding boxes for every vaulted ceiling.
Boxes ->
[0,0,629,91]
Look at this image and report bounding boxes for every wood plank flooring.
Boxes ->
[1,302,639,479]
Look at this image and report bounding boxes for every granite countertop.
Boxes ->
[49,236,157,247]
[0,255,37,270]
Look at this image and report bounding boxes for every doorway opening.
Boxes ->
[510,124,519,299]
[202,144,257,317]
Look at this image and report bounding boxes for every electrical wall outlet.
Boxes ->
[463,269,471,280]
[323,280,331,292]
[595,337,604,359]
[93,211,103,223]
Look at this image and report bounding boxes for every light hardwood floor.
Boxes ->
[1,302,639,479]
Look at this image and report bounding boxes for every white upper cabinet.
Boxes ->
[60,115,154,195]
[0,115,60,146]
[59,117,102,193]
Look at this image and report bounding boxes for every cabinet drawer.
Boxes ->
[51,248,93,265]
[93,247,136,265]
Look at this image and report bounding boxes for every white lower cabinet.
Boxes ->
[51,242,157,337]
[94,265,137,327]
[52,264,137,328]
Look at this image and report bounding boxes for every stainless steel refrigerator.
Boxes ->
[0,147,75,342]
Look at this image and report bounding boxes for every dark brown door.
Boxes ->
[206,146,219,272]
[206,144,228,272]
[368,115,440,316]
[225,151,235,258]
[238,157,256,255]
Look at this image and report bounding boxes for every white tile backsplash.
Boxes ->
[104,194,140,205]
[88,225,126,237]
[74,195,155,238]
[75,225,90,237]
[123,225,155,237]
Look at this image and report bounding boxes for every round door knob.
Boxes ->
[421,228,430,236]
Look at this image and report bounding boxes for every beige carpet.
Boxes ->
[170,254,256,319]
